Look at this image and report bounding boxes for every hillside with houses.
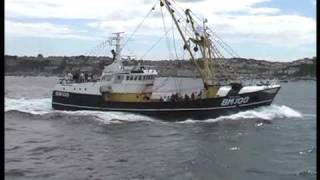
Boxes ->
[5,54,316,81]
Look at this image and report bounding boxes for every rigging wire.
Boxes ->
[152,76,172,92]
[179,7,241,59]
[137,8,189,66]
[173,75,179,93]
[139,28,172,60]
[208,29,241,58]
[207,33,240,80]
[210,42,239,81]
[163,2,205,74]
[171,19,179,60]
[181,16,189,60]
[85,0,239,83]
[166,2,196,38]
[213,39,236,58]
[168,1,230,82]
[182,7,241,59]
[120,1,158,53]
[83,1,158,58]
[84,39,110,56]
[160,6,174,60]
[174,5,240,80]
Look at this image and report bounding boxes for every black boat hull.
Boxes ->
[52,87,280,120]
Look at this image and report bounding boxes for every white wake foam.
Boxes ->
[5,97,52,114]
[5,98,303,124]
[4,98,154,124]
[59,110,155,124]
[179,105,303,123]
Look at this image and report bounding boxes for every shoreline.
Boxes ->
[5,74,316,81]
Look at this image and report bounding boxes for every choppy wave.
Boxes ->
[5,98,303,124]
[296,170,317,177]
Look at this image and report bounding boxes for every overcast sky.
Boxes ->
[5,0,316,61]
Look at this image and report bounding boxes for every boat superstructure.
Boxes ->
[54,32,158,102]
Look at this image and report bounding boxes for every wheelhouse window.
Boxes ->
[114,74,124,83]
[102,75,113,81]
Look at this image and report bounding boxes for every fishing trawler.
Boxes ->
[52,0,280,120]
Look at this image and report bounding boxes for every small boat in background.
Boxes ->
[280,80,289,83]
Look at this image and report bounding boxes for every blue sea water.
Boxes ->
[5,76,316,179]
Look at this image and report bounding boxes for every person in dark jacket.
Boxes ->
[84,72,88,82]
[184,94,190,101]
[191,92,195,101]
[73,72,79,83]
[111,49,116,61]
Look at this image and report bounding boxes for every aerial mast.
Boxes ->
[110,32,124,62]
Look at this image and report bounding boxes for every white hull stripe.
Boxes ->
[52,99,273,112]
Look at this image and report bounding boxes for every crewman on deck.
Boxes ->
[80,72,85,82]
[170,94,176,102]
[197,91,202,99]
[73,72,79,83]
[64,73,69,81]
[84,72,88,82]
[191,92,195,101]
[67,72,73,82]
[184,94,190,101]
[167,95,171,102]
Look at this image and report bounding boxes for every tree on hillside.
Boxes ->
[37,54,44,58]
